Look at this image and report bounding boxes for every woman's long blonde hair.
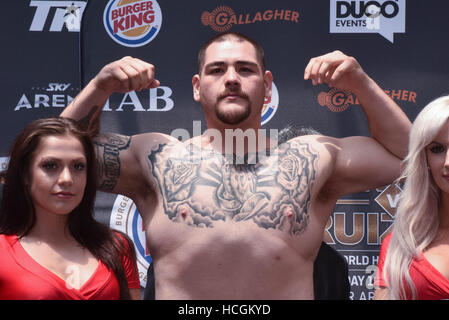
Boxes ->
[383,95,449,299]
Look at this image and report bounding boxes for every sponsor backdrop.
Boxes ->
[2,0,449,300]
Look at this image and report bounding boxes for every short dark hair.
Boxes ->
[197,32,266,74]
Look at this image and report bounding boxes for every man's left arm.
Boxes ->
[304,50,411,159]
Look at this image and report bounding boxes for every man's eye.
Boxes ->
[210,68,223,74]
[240,67,253,73]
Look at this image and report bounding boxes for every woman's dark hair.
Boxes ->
[0,117,136,299]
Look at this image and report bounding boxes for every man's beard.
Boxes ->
[215,92,251,125]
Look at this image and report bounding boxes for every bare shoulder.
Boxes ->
[284,134,338,150]
[280,135,341,202]
[93,131,179,196]
[130,132,179,155]
[278,134,336,181]
[281,134,339,170]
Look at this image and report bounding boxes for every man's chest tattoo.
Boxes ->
[149,141,319,235]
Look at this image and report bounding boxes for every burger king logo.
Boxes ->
[104,0,162,47]
[261,82,279,125]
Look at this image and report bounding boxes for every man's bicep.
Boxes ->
[93,133,134,193]
[331,136,402,195]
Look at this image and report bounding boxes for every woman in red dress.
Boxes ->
[0,117,140,300]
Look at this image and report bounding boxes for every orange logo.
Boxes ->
[318,88,356,112]
[318,88,417,112]
[201,6,299,32]
[201,6,235,32]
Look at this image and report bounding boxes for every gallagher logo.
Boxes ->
[110,195,152,287]
[261,82,279,125]
[318,87,417,112]
[201,6,299,32]
[318,88,355,112]
[104,0,162,47]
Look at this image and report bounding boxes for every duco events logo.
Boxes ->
[201,6,299,32]
[261,82,279,126]
[329,0,406,43]
[110,195,152,287]
[104,0,162,47]
[317,87,417,112]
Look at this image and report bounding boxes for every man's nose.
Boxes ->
[225,68,240,87]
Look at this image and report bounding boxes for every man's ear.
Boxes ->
[192,74,200,102]
[263,71,273,99]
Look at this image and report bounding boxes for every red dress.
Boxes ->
[0,234,140,300]
[375,233,449,299]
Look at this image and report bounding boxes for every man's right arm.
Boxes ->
[61,57,161,197]
[61,56,160,134]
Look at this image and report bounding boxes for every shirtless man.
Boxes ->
[61,32,411,299]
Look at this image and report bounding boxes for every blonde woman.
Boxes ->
[375,95,449,299]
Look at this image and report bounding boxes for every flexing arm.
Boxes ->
[304,50,411,159]
[61,56,160,135]
[304,51,411,196]
[61,57,161,196]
